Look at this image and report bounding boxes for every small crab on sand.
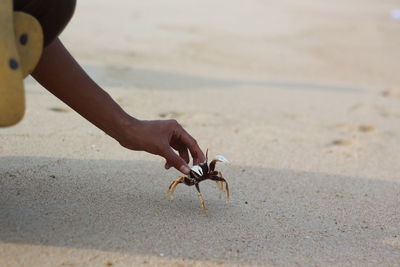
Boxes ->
[166,150,229,215]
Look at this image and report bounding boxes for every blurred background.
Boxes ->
[63,0,400,89]
[1,0,400,265]
[49,0,400,174]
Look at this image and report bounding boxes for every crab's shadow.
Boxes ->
[1,156,399,264]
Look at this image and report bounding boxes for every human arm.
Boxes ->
[32,38,205,174]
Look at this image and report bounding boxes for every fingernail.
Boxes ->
[179,165,190,174]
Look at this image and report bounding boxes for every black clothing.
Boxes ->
[13,0,76,47]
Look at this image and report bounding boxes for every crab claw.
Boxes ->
[214,155,229,163]
[190,165,203,177]
[209,155,229,172]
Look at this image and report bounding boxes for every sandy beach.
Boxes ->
[1,0,400,265]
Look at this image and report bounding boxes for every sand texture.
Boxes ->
[1,0,400,266]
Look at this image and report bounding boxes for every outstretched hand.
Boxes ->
[31,39,204,174]
[117,118,205,175]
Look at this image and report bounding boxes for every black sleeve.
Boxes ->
[13,0,76,47]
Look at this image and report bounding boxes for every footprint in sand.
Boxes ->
[332,123,376,133]
[159,111,227,127]
[333,122,353,131]
[374,106,400,118]
[331,139,352,146]
[382,88,400,98]
[49,107,70,113]
[282,112,310,121]
[358,125,376,133]
[348,103,364,112]
[158,111,186,119]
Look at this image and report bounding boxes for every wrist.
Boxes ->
[104,111,140,143]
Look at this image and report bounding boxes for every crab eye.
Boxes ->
[190,165,203,176]
[214,155,229,163]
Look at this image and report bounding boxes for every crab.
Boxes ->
[166,150,229,215]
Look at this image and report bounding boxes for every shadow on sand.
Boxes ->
[33,64,368,92]
[1,157,399,264]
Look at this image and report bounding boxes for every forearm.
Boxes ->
[32,38,134,140]
[31,38,204,173]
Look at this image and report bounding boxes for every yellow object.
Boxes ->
[14,12,44,78]
[0,0,43,127]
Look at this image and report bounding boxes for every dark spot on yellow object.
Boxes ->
[9,58,19,70]
[20,33,28,45]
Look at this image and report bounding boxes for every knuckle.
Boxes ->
[172,120,184,130]
[168,119,179,126]
[154,143,166,156]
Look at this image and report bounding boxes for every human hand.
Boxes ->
[30,38,204,172]
[117,118,205,175]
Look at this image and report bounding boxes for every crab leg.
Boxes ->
[217,178,229,201]
[223,179,230,200]
[166,176,185,200]
[210,173,230,201]
[215,180,227,200]
[213,171,225,197]
[209,155,229,172]
[218,171,230,200]
[195,183,208,215]
[215,171,225,193]
[216,180,224,192]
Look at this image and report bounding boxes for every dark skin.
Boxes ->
[32,38,205,174]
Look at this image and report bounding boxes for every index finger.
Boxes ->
[175,126,205,164]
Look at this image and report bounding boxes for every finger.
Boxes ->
[170,139,190,164]
[168,141,189,167]
[174,127,205,164]
[178,146,190,164]
[162,146,191,174]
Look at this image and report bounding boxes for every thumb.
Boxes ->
[162,147,191,174]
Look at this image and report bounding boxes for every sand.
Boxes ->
[1,0,400,266]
